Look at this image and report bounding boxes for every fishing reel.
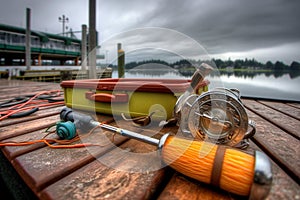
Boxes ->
[175,88,256,149]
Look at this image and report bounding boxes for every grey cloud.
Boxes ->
[0,0,299,62]
[129,0,300,55]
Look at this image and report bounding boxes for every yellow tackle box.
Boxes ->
[61,78,208,120]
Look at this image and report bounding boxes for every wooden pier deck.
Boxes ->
[13,68,113,82]
[0,79,299,200]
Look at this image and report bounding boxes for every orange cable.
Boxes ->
[0,124,109,149]
[9,90,62,109]
[0,89,64,121]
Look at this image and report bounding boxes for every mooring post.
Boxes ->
[81,24,87,70]
[25,8,31,70]
[88,0,97,79]
[117,43,125,78]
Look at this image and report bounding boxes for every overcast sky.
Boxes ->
[0,0,299,64]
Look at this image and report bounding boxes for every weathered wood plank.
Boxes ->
[248,142,300,200]
[0,88,63,100]
[0,80,60,90]
[0,83,55,91]
[266,166,300,200]
[245,108,300,183]
[0,105,62,128]
[1,111,114,161]
[11,127,128,194]
[0,80,62,101]
[1,128,58,161]
[287,103,300,109]
[0,80,299,200]
[247,141,300,200]
[158,172,235,200]
[0,115,59,141]
[0,79,57,88]
[258,100,300,120]
[39,139,171,200]
[242,99,300,139]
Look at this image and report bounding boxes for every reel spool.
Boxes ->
[176,88,255,148]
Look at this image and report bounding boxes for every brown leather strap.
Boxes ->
[211,145,227,187]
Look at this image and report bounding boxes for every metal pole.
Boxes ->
[60,107,161,146]
[106,50,109,64]
[81,24,87,70]
[62,15,65,36]
[25,8,31,70]
[88,0,97,79]
[117,43,125,78]
[58,15,69,36]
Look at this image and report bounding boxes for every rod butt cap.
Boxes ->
[249,151,272,200]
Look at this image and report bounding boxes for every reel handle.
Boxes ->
[244,120,256,139]
[233,120,256,149]
[175,63,213,114]
[190,63,214,92]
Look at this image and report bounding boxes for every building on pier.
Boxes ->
[0,23,81,66]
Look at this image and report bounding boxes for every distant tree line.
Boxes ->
[213,58,300,70]
[120,58,300,71]
[124,59,169,69]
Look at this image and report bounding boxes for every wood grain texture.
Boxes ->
[247,141,300,200]
[242,99,300,139]
[40,139,171,200]
[2,128,58,160]
[258,100,300,120]
[0,106,62,128]
[0,115,59,141]
[0,80,299,200]
[0,80,62,100]
[287,103,300,109]
[158,172,235,200]
[11,128,128,193]
[245,108,300,183]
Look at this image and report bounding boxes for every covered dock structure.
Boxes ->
[0,24,81,66]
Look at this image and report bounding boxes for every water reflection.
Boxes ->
[201,69,300,80]
[125,63,184,79]
[126,67,300,80]
[128,66,299,80]
[113,68,300,102]
[127,69,182,78]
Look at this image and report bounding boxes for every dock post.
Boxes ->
[117,43,125,78]
[88,0,97,79]
[38,54,42,66]
[25,8,31,70]
[81,24,87,70]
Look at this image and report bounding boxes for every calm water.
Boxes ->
[1,66,299,102]
[112,69,300,102]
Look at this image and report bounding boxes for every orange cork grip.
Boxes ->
[161,136,255,196]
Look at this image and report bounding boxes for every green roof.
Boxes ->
[0,23,81,45]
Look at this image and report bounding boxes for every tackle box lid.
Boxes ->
[61,78,209,93]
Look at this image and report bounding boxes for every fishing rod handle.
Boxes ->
[161,136,272,199]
